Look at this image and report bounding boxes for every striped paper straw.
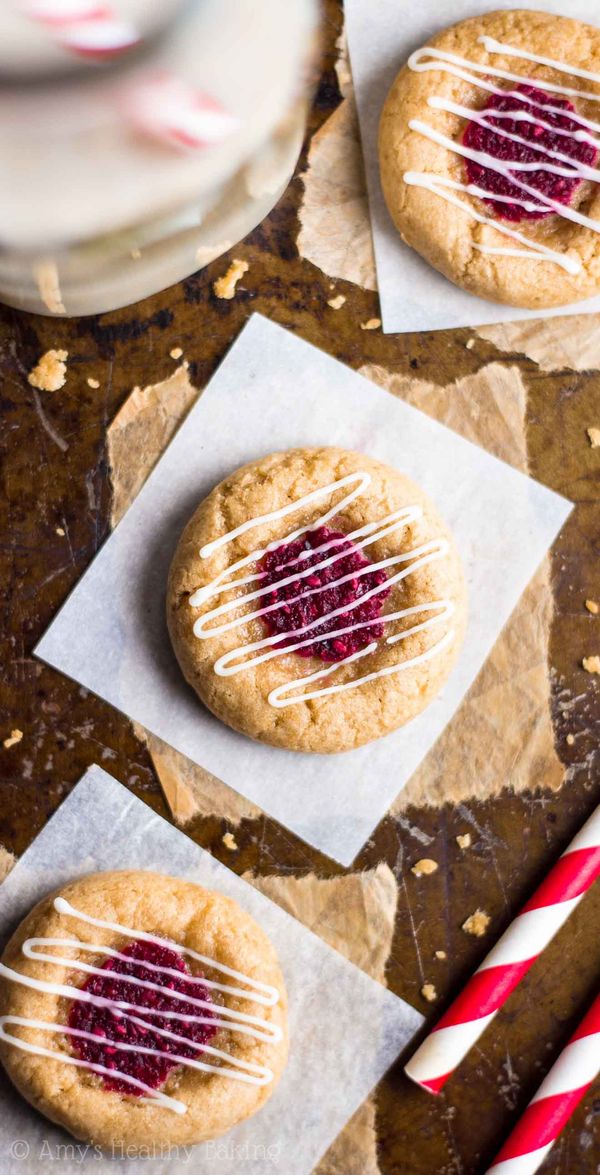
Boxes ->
[405,804,600,1094]
[486,990,600,1175]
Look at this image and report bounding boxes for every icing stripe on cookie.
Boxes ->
[403,173,577,271]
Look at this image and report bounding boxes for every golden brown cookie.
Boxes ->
[0,871,287,1149]
[379,10,600,308]
[167,446,466,752]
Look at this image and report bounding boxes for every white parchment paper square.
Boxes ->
[0,765,422,1175]
[344,0,600,333]
[36,314,571,864]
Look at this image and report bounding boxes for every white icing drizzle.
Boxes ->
[0,898,281,1114]
[429,100,600,150]
[479,36,600,90]
[404,36,600,272]
[403,173,578,271]
[409,42,600,106]
[189,472,455,706]
[427,96,600,182]
[409,119,600,231]
[198,471,370,563]
[53,899,279,1006]
[412,50,600,139]
[269,609,455,707]
[0,1017,188,1114]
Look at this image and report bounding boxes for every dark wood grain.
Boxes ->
[0,2,599,1171]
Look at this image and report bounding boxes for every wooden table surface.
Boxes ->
[1,3,599,1172]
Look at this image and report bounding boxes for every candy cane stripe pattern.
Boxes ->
[22,1,140,57]
[486,992,600,1175]
[125,74,239,152]
[405,805,600,1094]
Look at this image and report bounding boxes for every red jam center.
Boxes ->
[463,83,598,222]
[68,938,216,1095]
[258,525,390,663]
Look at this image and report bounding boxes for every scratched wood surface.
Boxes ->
[1,3,600,1172]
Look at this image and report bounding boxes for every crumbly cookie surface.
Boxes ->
[379,10,600,308]
[0,871,287,1149]
[167,446,466,753]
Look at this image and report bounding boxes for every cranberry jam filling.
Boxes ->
[68,938,216,1095]
[258,525,390,663]
[463,83,598,222]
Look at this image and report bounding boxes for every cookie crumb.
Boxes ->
[87,377,100,389]
[170,347,183,360]
[411,858,438,877]
[421,982,437,1003]
[327,294,346,310]
[27,349,68,392]
[3,729,23,749]
[213,259,249,300]
[360,317,381,331]
[35,260,66,315]
[587,427,600,448]
[434,950,447,960]
[130,248,142,260]
[566,733,575,746]
[583,655,600,674]
[55,526,65,536]
[462,909,491,938]
[222,832,238,851]
[585,599,599,614]
[456,833,472,850]
[466,338,475,349]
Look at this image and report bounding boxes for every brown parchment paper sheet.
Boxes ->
[108,364,199,527]
[298,33,376,291]
[476,316,600,372]
[358,361,563,808]
[248,864,398,1175]
[0,846,15,884]
[135,723,260,826]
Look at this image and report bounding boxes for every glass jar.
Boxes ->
[0,0,318,316]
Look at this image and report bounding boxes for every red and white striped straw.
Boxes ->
[22,1,139,57]
[486,990,600,1175]
[405,805,600,1094]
